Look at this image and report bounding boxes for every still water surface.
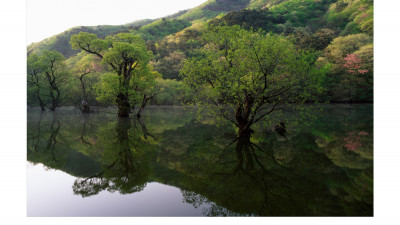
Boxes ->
[27,105,373,216]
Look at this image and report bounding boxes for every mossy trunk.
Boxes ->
[46,72,60,111]
[116,92,130,117]
[80,76,91,113]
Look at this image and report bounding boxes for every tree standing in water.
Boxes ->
[28,50,68,111]
[69,53,102,113]
[27,54,46,111]
[181,25,325,137]
[71,32,151,117]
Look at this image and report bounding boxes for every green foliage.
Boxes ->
[27,54,47,107]
[70,32,153,113]
[341,21,361,35]
[318,33,373,102]
[181,25,325,127]
[179,8,224,22]
[325,0,373,35]
[270,0,335,28]
[151,51,187,80]
[294,27,338,50]
[151,78,185,105]
[27,50,70,109]
[27,0,374,107]
[324,33,372,67]
[70,32,109,57]
[132,19,192,41]
[63,52,104,106]
[208,0,334,35]
[209,8,283,32]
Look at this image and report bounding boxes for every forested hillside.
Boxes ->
[27,0,373,113]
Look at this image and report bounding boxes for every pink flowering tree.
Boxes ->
[343,54,369,102]
[343,54,369,74]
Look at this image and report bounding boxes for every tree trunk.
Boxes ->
[46,72,60,111]
[136,94,149,118]
[235,94,254,137]
[49,92,59,111]
[35,86,45,111]
[116,92,130,117]
[38,95,45,111]
[80,77,91,113]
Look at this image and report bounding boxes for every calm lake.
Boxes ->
[27,105,373,216]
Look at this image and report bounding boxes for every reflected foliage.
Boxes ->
[27,105,372,216]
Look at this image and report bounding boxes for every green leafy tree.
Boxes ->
[70,32,151,117]
[40,50,69,110]
[134,64,161,117]
[68,53,102,112]
[180,25,325,137]
[27,54,46,110]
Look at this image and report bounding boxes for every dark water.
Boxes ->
[27,105,373,216]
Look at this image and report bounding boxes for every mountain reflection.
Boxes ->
[27,105,373,216]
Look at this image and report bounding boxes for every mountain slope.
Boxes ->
[27,0,289,58]
[27,0,372,59]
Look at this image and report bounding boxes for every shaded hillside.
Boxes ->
[178,0,250,21]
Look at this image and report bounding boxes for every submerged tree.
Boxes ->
[27,50,68,111]
[135,65,162,117]
[180,25,325,137]
[42,50,68,110]
[68,53,102,113]
[27,54,46,111]
[70,32,152,117]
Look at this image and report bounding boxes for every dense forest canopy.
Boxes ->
[28,0,373,118]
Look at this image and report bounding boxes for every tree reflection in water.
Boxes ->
[73,117,155,197]
[172,127,372,216]
[27,106,373,216]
